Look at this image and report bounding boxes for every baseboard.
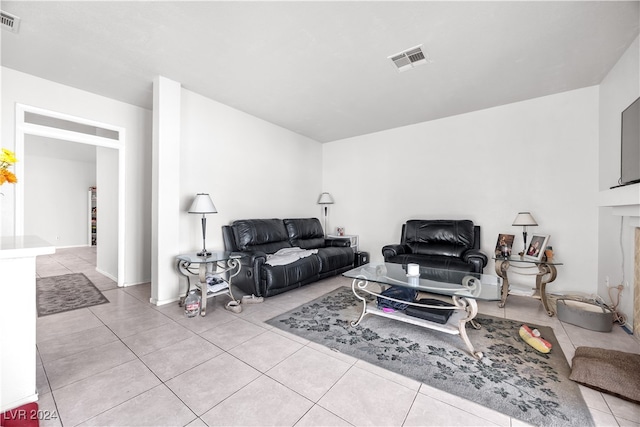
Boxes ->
[54,244,93,249]
[95,267,117,282]
[150,296,181,306]
[120,281,151,288]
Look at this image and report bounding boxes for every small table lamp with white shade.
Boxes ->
[317,192,334,236]
[512,212,538,255]
[189,193,217,257]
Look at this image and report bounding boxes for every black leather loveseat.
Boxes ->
[382,219,487,273]
[222,218,355,297]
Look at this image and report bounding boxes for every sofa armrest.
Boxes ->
[382,244,408,261]
[237,250,267,262]
[324,238,351,248]
[462,249,488,272]
[231,250,268,296]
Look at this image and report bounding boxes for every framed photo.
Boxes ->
[524,234,550,261]
[494,234,515,258]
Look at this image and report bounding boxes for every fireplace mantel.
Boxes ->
[599,184,640,225]
[599,185,640,339]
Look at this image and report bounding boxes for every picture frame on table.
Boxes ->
[524,234,550,261]
[494,234,515,258]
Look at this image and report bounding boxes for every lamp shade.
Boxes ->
[317,192,334,204]
[512,212,537,226]
[188,193,217,214]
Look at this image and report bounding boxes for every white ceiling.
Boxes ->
[2,1,639,142]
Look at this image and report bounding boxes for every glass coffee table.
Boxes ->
[343,263,502,359]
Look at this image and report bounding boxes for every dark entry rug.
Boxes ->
[36,273,109,317]
[267,287,594,427]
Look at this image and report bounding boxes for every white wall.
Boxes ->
[96,146,119,280]
[178,88,323,254]
[1,67,152,286]
[323,87,600,295]
[597,36,640,327]
[151,81,324,305]
[23,136,96,247]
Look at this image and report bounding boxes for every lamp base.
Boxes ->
[197,250,211,257]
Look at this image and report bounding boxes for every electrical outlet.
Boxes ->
[624,281,629,288]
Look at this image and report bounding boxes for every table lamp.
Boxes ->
[512,212,538,255]
[189,193,217,256]
[317,192,334,236]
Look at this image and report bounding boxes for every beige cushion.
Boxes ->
[570,346,640,404]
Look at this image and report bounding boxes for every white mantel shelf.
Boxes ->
[598,184,640,221]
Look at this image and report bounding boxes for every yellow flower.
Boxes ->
[0,148,17,164]
[0,148,18,186]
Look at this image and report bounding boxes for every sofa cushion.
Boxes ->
[284,218,325,249]
[261,255,320,293]
[232,219,291,253]
[316,247,355,273]
[405,220,475,257]
[385,253,475,273]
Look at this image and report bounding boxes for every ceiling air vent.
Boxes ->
[388,45,428,72]
[1,11,21,33]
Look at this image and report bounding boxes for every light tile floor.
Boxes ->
[35,247,640,426]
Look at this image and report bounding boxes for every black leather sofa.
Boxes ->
[382,219,487,273]
[222,218,355,297]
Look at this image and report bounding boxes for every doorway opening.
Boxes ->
[14,104,126,286]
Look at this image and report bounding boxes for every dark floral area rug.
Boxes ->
[266,286,594,427]
[37,273,109,317]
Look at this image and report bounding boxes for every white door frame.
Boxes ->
[15,103,126,287]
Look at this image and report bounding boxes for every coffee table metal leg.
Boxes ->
[452,296,483,359]
[350,276,368,326]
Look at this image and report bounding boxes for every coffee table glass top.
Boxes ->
[343,263,502,301]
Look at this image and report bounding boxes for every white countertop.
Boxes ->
[0,235,55,259]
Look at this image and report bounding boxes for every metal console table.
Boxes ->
[175,251,244,316]
[493,256,563,316]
